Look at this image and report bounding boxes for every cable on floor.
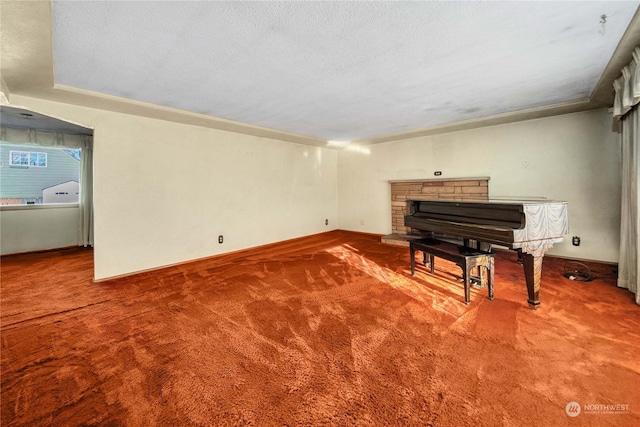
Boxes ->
[563,261,595,282]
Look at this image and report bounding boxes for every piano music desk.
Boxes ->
[410,238,495,305]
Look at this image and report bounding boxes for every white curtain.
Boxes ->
[613,47,640,305]
[78,139,93,247]
[0,126,94,247]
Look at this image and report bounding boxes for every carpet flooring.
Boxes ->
[1,230,639,426]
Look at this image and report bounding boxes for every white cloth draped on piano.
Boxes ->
[511,203,568,257]
[612,47,640,305]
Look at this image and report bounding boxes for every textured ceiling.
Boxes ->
[49,1,639,142]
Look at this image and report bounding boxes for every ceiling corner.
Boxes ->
[590,6,640,106]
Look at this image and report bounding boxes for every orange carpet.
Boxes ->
[1,230,638,426]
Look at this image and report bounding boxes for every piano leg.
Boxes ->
[521,253,543,309]
[410,243,416,276]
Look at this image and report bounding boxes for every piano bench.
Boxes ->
[409,238,495,305]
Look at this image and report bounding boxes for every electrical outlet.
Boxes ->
[218,235,223,244]
[325,219,328,226]
[572,236,580,246]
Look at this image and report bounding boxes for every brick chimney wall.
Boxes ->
[391,178,489,234]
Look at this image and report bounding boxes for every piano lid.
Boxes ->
[408,198,567,205]
[405,199,569,249]
[408,199,530,229]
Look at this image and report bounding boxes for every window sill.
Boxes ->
[0,203,79,211]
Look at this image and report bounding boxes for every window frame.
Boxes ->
[9,150,48,168]
[1,143,81,208]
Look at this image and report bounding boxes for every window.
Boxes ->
[10,150,47,167]
[1,143,81,206]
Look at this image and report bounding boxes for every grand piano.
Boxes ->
[404,199,568,308]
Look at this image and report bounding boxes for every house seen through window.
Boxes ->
[0,142,81,205]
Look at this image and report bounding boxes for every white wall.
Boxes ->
[0,206,79,255]
[6,95,621,268]
[338,109,621,263]
[11,95,339,280]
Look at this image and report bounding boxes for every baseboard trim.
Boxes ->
[1,245,84,258]
[543,253,619,267]
[381,233,619,267]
